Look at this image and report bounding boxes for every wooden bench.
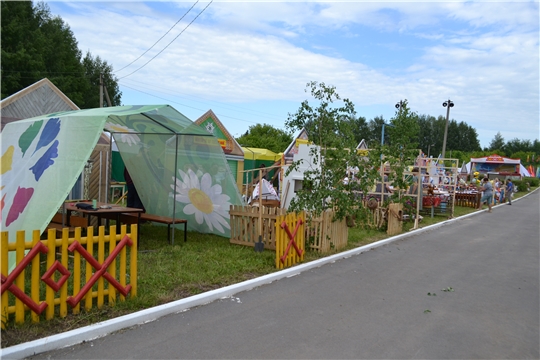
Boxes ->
[119,213,188,244]
[46,213,88,236]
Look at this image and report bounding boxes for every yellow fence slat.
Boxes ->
[31,232,41,323]
[130,224,138,297]
[97,226,105,309]
[72,227,82,315]
[15,232,25,323]
[85,227,94,312]
[109,225,117,305]
[46,232,56,320]
[119,225,127,301]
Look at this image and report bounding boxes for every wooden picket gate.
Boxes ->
[275,212,305,269]
[1,225,137,328]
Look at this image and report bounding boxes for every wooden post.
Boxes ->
[259,170,263,238]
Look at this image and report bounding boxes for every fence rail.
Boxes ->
[1,225,137,329]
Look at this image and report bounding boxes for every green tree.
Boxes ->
[81,51,122,108]
[235,123,292,154]
[367,115,388,146]
[417,114,438,156]
[285,81,377,221]
[489,132,505,152]
[349,115,370,146]
[455,121,481,152]
[384,99,420,193]
[1,1,45,98]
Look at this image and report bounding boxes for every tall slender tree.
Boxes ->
[81,51,122,108]
[489,132,505,152]
[285,81,378,221]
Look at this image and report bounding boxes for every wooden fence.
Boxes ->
[1,225,137,328]
[229,205,286,250]
[230,206,348,254]
[306,210,348,253]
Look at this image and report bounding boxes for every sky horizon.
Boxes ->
[47,0,539,150]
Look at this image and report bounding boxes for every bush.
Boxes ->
[523,177,539,187]
[513,180,525,192]
[514,177,538,192]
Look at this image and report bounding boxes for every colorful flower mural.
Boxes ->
[170,169,232,234]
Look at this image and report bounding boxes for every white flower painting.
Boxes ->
[105,122,140,146]
[171,168,231,234]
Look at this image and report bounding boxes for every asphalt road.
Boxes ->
[27,191,540,359]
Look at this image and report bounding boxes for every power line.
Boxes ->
[119,82,265,126]
[118,0,213,80]
[115,0,200,74]
[119,78,286,121]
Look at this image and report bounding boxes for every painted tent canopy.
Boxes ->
[1,105,243,246]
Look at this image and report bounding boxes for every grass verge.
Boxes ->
[1,188,535,348]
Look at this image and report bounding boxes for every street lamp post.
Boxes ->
[427,143,435,158]
[441,99,454,159]
[381,100,404,146]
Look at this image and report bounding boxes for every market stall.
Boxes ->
[466,154,528,180]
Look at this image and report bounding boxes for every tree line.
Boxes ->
[237,112,539,168]
[1,1,121,108]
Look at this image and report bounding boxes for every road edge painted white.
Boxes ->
[2,189,537,359]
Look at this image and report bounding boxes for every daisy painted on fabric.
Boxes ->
[104,122,140,146]
[171,168,231,234]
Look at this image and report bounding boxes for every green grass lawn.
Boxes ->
[1,188,535,348]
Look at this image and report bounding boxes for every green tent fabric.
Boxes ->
[111,150,126,182]
[1,105,243,251]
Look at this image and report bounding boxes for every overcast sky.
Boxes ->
[48,0,539,149]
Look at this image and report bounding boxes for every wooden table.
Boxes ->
[64,201,143,231]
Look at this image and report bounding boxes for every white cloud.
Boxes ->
[48,1,539,148]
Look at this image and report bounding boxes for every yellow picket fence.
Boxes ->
[0,225,137,329]
[275,212,305,269]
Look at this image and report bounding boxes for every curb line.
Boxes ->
[2,188,537,359]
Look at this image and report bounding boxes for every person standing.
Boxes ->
[478,177,493,212]
[506,179,514,205]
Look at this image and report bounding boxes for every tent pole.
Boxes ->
[108,132,113,203]
[171,134,179,245]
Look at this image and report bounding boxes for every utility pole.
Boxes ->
[442,99,454,159]
[104,85,112,107]
[99,72,103,108]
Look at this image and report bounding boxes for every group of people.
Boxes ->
[478,177,514,212]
